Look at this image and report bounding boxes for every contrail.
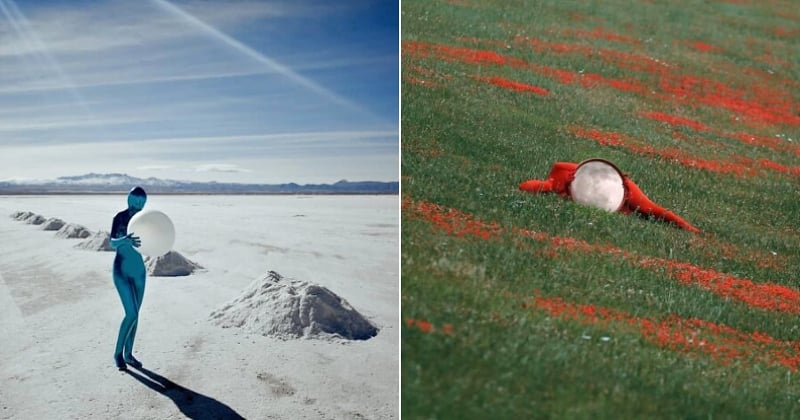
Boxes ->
[0,0,94,120]
[150,0,375,119]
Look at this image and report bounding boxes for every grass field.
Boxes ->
[401,0,800,417]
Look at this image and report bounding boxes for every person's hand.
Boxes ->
[127,233,141,248]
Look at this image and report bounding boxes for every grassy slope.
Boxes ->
[402,0,800,417]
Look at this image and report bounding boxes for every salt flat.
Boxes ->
[0,195,398,419]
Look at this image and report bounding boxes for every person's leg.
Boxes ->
[113,272,138,369]
[123,274,146,366]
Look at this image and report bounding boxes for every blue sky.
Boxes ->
[0,0,398,184]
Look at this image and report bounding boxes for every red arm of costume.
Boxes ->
[519,162,577,197]
[623,178,700,233]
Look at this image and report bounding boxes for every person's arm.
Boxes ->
[519,178,556,193]
[110,234,132,250]
[519,162,577,197]
[110,214,140,250]
[623,178,700,233]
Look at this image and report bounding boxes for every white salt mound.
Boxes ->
[75,231,113,251]
[210,271,379,341]
[145,251,203,276]
[25,214,46,225]
[55,223,92,239]
[42,218,67,231]
[10,211,34,220]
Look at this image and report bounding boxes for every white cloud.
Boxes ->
[0,138,398,184]
[0,1,288,57]
[0,0,387,127]
[0,0,398,184]
[0,67,270,94]
[195,163,252,173]
[137,164,173,171]
[0,129,396,166]
[0,115,146,132]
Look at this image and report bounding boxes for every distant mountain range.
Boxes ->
[0,173,399,195]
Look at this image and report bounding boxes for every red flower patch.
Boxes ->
[405,318,454,335]
[773,10,800,21]
[562,26,641,46]
[569,125,800,178]
[402,198,502,240]
[755,158,800,176]
[507,36,797,127]
[639,110,800,157]
[683,40,723,53]
[640,111,710,132]
[731,133,800,157]
[525,293,800,370]
[404,198,800,314]
[404,40,800,127]
[689,235,787,271]
[473,75,549,96]
[403,65,451,88]
[567,125,758,177]
[637,258,800,313]
[514,36,669,75]
[755,53,793,68]
[564,13,606,25]
[771,26,800,38]
[403,41,649,94]
[669,131,728,149]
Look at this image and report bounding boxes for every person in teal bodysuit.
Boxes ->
[110,186,147,370]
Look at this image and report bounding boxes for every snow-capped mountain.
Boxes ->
[51,173,182,187]
[0,173,398,194]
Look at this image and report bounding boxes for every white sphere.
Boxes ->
[569,159,626,212]
[128,209,175,257]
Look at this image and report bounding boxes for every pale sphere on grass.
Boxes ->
[569,159,626,212]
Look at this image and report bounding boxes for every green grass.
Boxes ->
[402,0,800,417]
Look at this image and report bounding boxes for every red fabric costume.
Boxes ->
[519,162,700,233]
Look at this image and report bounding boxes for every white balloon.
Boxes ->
[128,209,175,257]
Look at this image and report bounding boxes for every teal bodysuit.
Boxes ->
[111,189,147,370]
